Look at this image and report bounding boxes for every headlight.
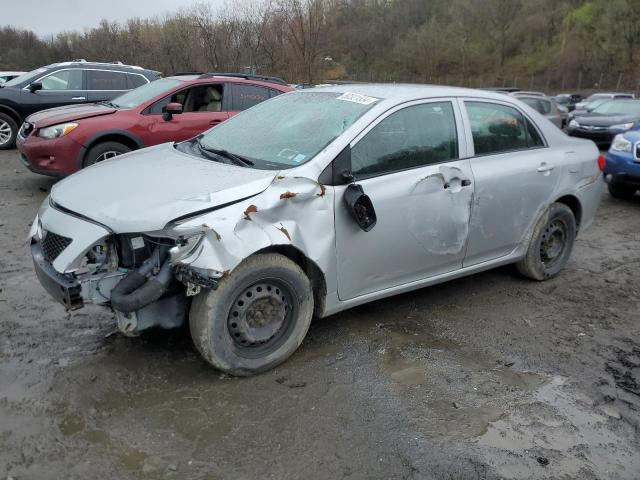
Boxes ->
[169,233,204,262]
[610,122,634,131]
[569,119,579,128]
[610,134,633,152]
[38,122,79,139]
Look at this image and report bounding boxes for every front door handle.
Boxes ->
[537,162,555,173]
[71,96,86,101]
[209,120,221,126]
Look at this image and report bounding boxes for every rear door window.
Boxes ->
[230,84,274,110]
[351,101,459,179]
[465,101,544,155]
[87,70,128,91]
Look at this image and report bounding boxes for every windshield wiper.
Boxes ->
[98,100,118,108]
[195,138,254,167]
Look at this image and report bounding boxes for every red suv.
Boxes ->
[17,73,292,176]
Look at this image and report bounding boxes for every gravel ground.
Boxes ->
[1,149,639,480]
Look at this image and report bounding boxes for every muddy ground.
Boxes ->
[0,149,639,480]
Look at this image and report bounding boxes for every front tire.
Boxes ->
[83,141,131,167]
[608,183,637,200]
[517,203,576,281]
[189,253,314,376]
[0,113,18,150]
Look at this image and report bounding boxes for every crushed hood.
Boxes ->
[27,103,117,127]
[51,143,277,232]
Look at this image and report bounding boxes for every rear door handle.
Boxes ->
[537,162,555,173]
[71,96,86,101]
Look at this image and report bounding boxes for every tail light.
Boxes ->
[597,154,606,171]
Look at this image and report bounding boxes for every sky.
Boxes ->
[1,0,229,37]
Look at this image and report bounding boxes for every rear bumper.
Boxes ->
[31,241,83,310]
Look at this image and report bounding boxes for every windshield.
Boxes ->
[3,67,47,87]
[592,100,640,116]
[110,78,181,108]
[195,91,378,168]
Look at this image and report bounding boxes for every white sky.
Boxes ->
[1,0,229,37]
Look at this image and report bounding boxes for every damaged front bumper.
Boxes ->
[31,241,84,310]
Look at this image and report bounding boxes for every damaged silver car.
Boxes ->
[29,85,603,375]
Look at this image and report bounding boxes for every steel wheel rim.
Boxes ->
[540,219,567,266]
[0,120,12,145]
[95,150,121,163]
[227,279,295,358]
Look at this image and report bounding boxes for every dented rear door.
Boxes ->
[335,99,474,300]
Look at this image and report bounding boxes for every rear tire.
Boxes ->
[83,141,131,167]
[516,203,576,281]
[608,183,637,200]
[189,253,314,376]
[0,113,18,150]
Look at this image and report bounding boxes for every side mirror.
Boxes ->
[28,82,42,93]
[163,102,183,121]
[344,183,377,232]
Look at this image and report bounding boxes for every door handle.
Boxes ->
[72,96,86,101]
[537,162,555,173]
[209,120,221,125]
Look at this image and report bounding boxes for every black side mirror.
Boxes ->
[163,102,183,121]
[28,82,42,93]
[344,183,377,232]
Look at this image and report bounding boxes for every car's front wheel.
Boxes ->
[83,141,131,167]
[0,113,18,150]
[189,253,314,376]
[608,183,637,200]
[517,202,576,281]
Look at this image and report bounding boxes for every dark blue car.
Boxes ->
[604,131,640,199]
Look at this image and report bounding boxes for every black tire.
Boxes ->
[516,203,576,281]
[83,141,131,167]
[189,253,314,376]
[608,183,637,200]
[0,113,18,150]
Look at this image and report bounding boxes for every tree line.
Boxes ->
[1,0,640,92]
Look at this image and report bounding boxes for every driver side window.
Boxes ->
[40,69,83,90]
[351,101,459,179]
[149,84,224,114]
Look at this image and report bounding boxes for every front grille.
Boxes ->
[19,122,33,138]
[634,143,640,161]
[41,231,72,262]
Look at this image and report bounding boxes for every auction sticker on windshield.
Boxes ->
[336,92,379,105]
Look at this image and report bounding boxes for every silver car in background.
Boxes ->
[516,94,565,128]
[29,85,603,375]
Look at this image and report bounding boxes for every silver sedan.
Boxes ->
[29,85,603,375]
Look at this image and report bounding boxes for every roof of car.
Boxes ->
[165,73,291,88]
[309,83,516,103]
[48,60,160,74]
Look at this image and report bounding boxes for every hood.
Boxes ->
[51,143,278,232]
[573,113,640,127]
[27,103,117,127]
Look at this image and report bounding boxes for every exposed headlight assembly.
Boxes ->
[38,122,79,139]
[610,134,633,152]
[568,119,579,128]
[169,232,205,262]
[610,122,634,131]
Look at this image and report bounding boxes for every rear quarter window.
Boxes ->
[127,74,148,89]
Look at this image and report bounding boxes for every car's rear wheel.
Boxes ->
[608,183,637,200]
[0,113,18,150]
[83,141,131,167]
[189,253,314,376]
[516,202,576,281]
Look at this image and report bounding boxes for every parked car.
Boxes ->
[567,99,640,147]
[0,71,26,85]
[574,92,634,111]
[553,93,583,112]
[567,98,614,122]
[17,73,292,176]
[0,60,161,149]
[29,85,603,375]
[516,94,564,128]
[603,132,640,199]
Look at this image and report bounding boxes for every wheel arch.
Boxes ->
[253,244,327,318]
[0,104,22,125]
[81,130,145,167]
[554,194,582,229]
